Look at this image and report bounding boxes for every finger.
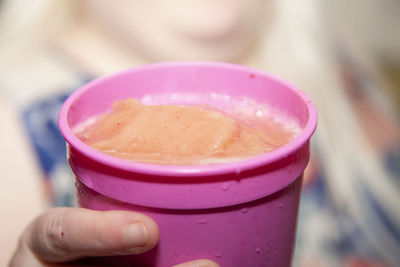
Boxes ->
[23,207,159,263]
[172,259,221,267]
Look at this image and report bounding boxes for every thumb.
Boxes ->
[23,207,159,263]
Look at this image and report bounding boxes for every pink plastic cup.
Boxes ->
[58,62,317,266]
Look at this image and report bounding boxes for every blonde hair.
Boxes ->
[0,0,75,58]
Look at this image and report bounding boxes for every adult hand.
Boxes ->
[9,207,219,267]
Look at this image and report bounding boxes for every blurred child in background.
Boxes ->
[1,0,399,266]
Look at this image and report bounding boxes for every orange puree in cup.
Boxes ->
[76,98,296,164]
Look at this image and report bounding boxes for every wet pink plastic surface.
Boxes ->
[59,62,317,266]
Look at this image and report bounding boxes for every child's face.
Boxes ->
[84,0,270,61]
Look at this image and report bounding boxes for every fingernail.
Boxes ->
[172,260,220,267]
[124,223,148,247]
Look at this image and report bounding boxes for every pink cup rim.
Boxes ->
[58,61,317,177]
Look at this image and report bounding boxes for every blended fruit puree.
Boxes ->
[76,98,298,164]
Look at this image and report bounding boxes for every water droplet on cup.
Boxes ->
[287,164,294,173]
[221,182,230,191]
[278,203,283,209]
[235,169,241,176]
[216,252,223,258]
[241,208,248,214]
[196,219,208,225]
[256,248,261,254]
[84,176,94,188]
